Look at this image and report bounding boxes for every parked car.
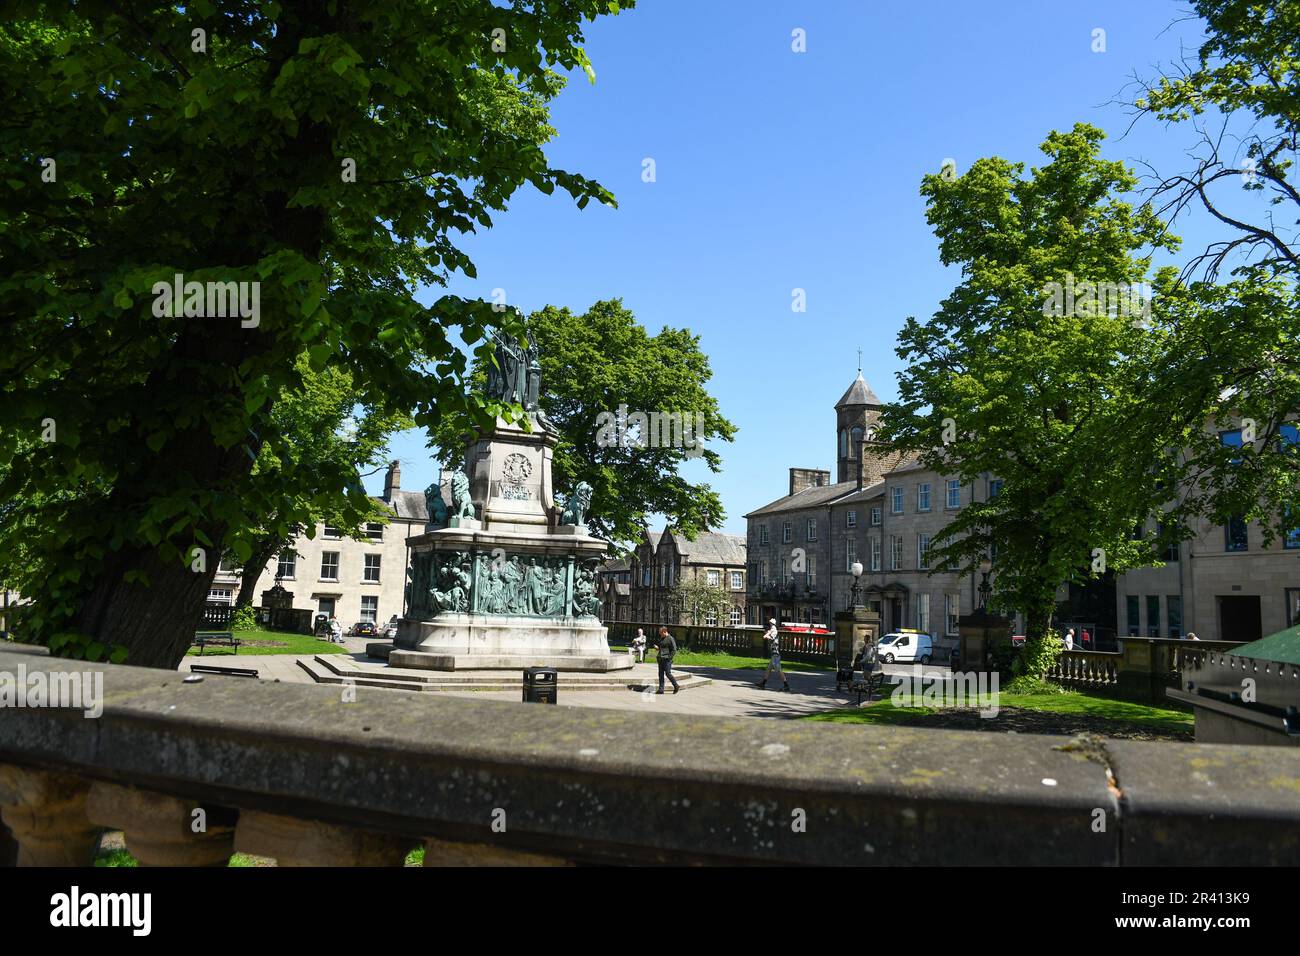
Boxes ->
[877,630,934,664]
[382,617,399,639]
[351,621,377,637]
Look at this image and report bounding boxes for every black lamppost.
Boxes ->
[977,556,992,609]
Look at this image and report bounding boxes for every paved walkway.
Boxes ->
[180,646,955,721]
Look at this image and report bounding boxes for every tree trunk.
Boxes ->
[235,532,287,608]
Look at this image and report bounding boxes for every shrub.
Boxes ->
[1013,629,1064,681]
[1004,675,1072,695]
[230,604,258,632]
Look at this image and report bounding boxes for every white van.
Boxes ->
[877,630,934,664]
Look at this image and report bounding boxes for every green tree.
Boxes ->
[0,1,630,667]
[667,574,732,627]
[1134,0,1300,538]
[878,125,1191,648]
[433,299,737,545]
[228,359,412,609]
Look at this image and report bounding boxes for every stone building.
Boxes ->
[595,556,632,624]
[211,461,429,627]
[746,370,1297,646]
[627,527,747,626]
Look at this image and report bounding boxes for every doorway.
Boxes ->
[1217,595,1262,643]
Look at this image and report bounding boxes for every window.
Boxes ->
[364,554,381,583]
[365,522,384,540]
[839,429,848,458]
[704,609,717,626]
[806,518,817,541]
[846,538,857,572]
[946,480,961,509]
[916,593,930,634]
[1158,522,1179,562]
[759,560,768,585]
[918,533,931,570]
[1221,428,1244,464]
[989,479,1004,498]
[730,571,743,590]
[276,551,297,579]
[891,487,903,514]
[807,554,817,587]
[889,536,902,571]
[641,565,651,587]
[360,595,378,623]
[1126,595,1140,636]
[850,426,863,457]
[1225,516,1248,552]
[759,524,769,546]
[945,593,960,635]
[870,506,881,526]
[1146,595,1160,637]
[707,569,720,587]
[846,510,857,529]
[729,606,743,626]
[1168,595,1182,639]
[917,483,931,512]
[1281,423,1298,451]
[782,522,792,543]
[323,523,341,539]
[870,537,881,572]
[320,552,339,580]
[207,587,232,605]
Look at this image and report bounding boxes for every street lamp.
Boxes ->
[977,556,992,610]
[850,561,863,609]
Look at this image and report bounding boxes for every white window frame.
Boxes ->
[360,595,378,623]
[946,480,961,509]
[891,487,903,514]
[707,569,720,587]
[782,521,792,543]
[917,483,931,512]
[918,534,931,570]
[806,518,817,541]
[870,506,881,526]
[730,570,743,590]
[870,536,881,572]
[889,536,901,571]
[276,551,297,580]
[363,553,382,583]
[846,510,857,529]
[320,551,339,581]
[845,538,857,572]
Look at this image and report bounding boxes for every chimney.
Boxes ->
[383,460,401,500]
[789,467,831,496]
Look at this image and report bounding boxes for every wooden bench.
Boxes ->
[192,631,240,655]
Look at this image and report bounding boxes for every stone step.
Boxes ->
[297,656,711,693]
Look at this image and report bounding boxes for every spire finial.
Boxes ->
[857,348,862,375]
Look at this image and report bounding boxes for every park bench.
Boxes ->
[192,631,240,655]
[850,666,888,705]
[188,663,259,679]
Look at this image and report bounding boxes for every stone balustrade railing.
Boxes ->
[1047,638,1242,704]
[607,621,837,664]
[1,644,1298,866]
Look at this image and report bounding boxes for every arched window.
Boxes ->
[850,426,863,457]
[838,429,847,458]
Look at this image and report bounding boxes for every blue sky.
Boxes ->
[369,0,1236,536]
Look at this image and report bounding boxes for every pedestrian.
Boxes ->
[328,615,344,644]
[1081,628,1091,648]
[656,626,680,694]
[756,618,791,692]
[631,627,647,663]
[1064,628,1075,651]
[1187,631,1200,641]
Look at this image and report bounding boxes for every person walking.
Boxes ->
[656,626,680,694]
[1064,628,1075,651]
[756,618,791,692]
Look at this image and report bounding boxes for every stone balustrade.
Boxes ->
[1048,638,1241,704]
[1,644,1298,866]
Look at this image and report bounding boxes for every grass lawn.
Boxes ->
[805,683,1193,740]
[95,846,264,867]
[610,646,831,672]
[185,626,346,657]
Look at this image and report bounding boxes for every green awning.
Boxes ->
[1228,624,1300,666]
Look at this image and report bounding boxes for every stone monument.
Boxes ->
[391,332,633,672]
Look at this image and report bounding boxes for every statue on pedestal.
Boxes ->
[449,469,475,521]
[559,481,593,526]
